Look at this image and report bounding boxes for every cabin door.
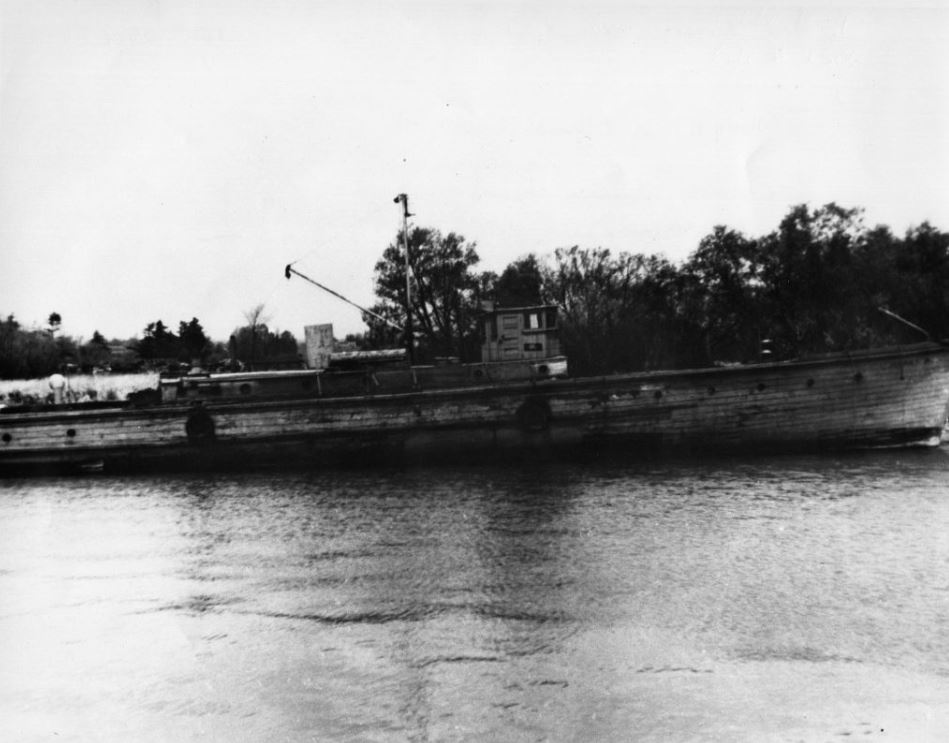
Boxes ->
[498,314,522,359]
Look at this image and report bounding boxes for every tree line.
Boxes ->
[362,203,949,375]
[0,310,301,379]
[3,201,946,380]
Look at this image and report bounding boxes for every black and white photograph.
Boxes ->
[2,1,948,740]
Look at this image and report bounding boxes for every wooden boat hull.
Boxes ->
[2,343,948,474]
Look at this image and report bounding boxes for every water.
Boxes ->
[2,451,949,742]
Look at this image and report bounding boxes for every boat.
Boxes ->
[1,299,948,475]
[2,194,948,475]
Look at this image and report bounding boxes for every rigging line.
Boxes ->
[284,246,324,270]
[290,199,404,268]
[877,306,931,341]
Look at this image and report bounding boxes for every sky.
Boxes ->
[1,0,947,342]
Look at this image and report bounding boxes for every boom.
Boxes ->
[284,264,402,331]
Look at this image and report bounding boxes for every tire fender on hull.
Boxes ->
[185,405,216,444]
[516,397,551,432]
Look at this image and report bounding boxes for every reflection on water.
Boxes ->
[2,451,949,741]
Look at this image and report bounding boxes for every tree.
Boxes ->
[178,318,211,362]
[0,314,24,378]
[539,204,901,374]
[241,304,268,367]
[369,226,489,361]
[546,246,620,373]
[356,205,949,373]
[228,305,298,369]
[136,320,181,361]
[47,312,62,335]
[495,254,544,306]
[543,246,688,374]
[228,325,298,367]
[79,330,111,370]
[678,226,763,363]
[891,223,949,341]
[756,203,870,356]
[0,313,62,378]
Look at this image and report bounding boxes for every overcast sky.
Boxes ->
[1,0,947,342]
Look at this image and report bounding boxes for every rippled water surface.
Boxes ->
[3,451,949,742]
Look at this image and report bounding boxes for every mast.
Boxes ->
[394,193,414,363]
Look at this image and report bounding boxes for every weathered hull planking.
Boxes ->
[2,343,948,474]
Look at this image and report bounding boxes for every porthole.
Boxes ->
[756,383,766,392]
[66,428,77,438]
[1,433,11,443]
[239,383,252,395]
[806,378,815,388]
[707,385,716,395]
[853,372,864,383]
